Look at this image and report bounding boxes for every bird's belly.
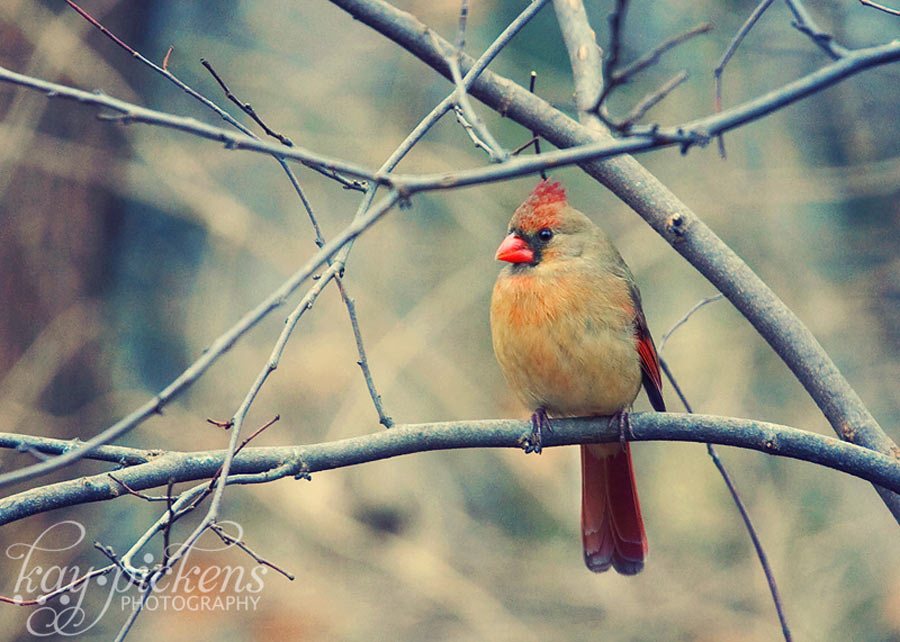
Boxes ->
[492,288,642,417]
[509,333,640,416]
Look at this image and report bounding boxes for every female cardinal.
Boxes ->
[490,179,665,575]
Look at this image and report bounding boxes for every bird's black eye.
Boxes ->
[537,228,553,242]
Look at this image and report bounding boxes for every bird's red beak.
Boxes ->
[495,233,534,263]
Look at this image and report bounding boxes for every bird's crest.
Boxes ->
[513,179,567,232]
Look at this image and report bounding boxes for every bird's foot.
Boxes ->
[609,410,632,451]
[525,407,552,454]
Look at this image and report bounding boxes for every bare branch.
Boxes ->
[613,22,712,84]
[783,0,849,59]
[2,414,900,527]
[704,441,793,640]
[552,0,604,130]
[64,0,366,192]
[209,522,296,581]
[335,279,393,427]
[446,53,508,162]
[200,58,294,147]
[859,0,900,15]
[714,0,777,157]
[663,362,793,640]
[619,70,690,128]
[604,0,629,93]
[0,433,156,466]
[0,565,115,606]
[107,473,169,502]
[526,71,548,179]
[659,294,725,351]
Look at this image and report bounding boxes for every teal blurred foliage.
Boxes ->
[0,1,898,640]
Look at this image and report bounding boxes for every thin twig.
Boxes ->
[62,0,365,192]
[200,58,294,146]
[161,46,173,71]
[783,0,849,59]
[206,416,281,493]
[620,70,689,128]
[511,135,540,156]
[658,299,791,641]
[334,279,393,427]
[659,294,724,351]
[455,0,469,50]
[447,54,508,162]
[0,565,115,606]
[202,63,390,434]
[200,59,389,428]
[714,0,777,158]
[705,441,793,641]
[108,473,170,501]
[94,543,147,589]
[453,104,498,156]
[13,443,50,461]
[210,522,296,580]
[161,478,176,565]
[528,71,548,179]
[604,0,629,95]
[595,8,709,115]
[859,0,900,15]
[613,22,712,84]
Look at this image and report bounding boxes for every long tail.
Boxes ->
[580,443,647,575]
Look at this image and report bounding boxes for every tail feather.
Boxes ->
[581,443,647,575]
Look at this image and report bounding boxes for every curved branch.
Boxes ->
[326,0,900,522]
[2,413,899,527]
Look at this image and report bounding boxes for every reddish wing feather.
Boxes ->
[635,315,666,412]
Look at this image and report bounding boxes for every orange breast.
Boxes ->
[490,269,642,417]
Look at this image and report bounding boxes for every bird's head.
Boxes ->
[495,179,597,268]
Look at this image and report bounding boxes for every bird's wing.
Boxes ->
[627,281,666,413]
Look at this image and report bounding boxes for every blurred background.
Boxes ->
[1,0,898,640]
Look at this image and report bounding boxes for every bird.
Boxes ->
[490,179,665,575]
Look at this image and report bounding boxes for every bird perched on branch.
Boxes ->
[490,179,665,575]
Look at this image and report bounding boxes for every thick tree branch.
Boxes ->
[1,414,899,527]
[327,0,900,522]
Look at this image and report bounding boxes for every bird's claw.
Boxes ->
[525,408,552,454]
[609,410,632,451]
